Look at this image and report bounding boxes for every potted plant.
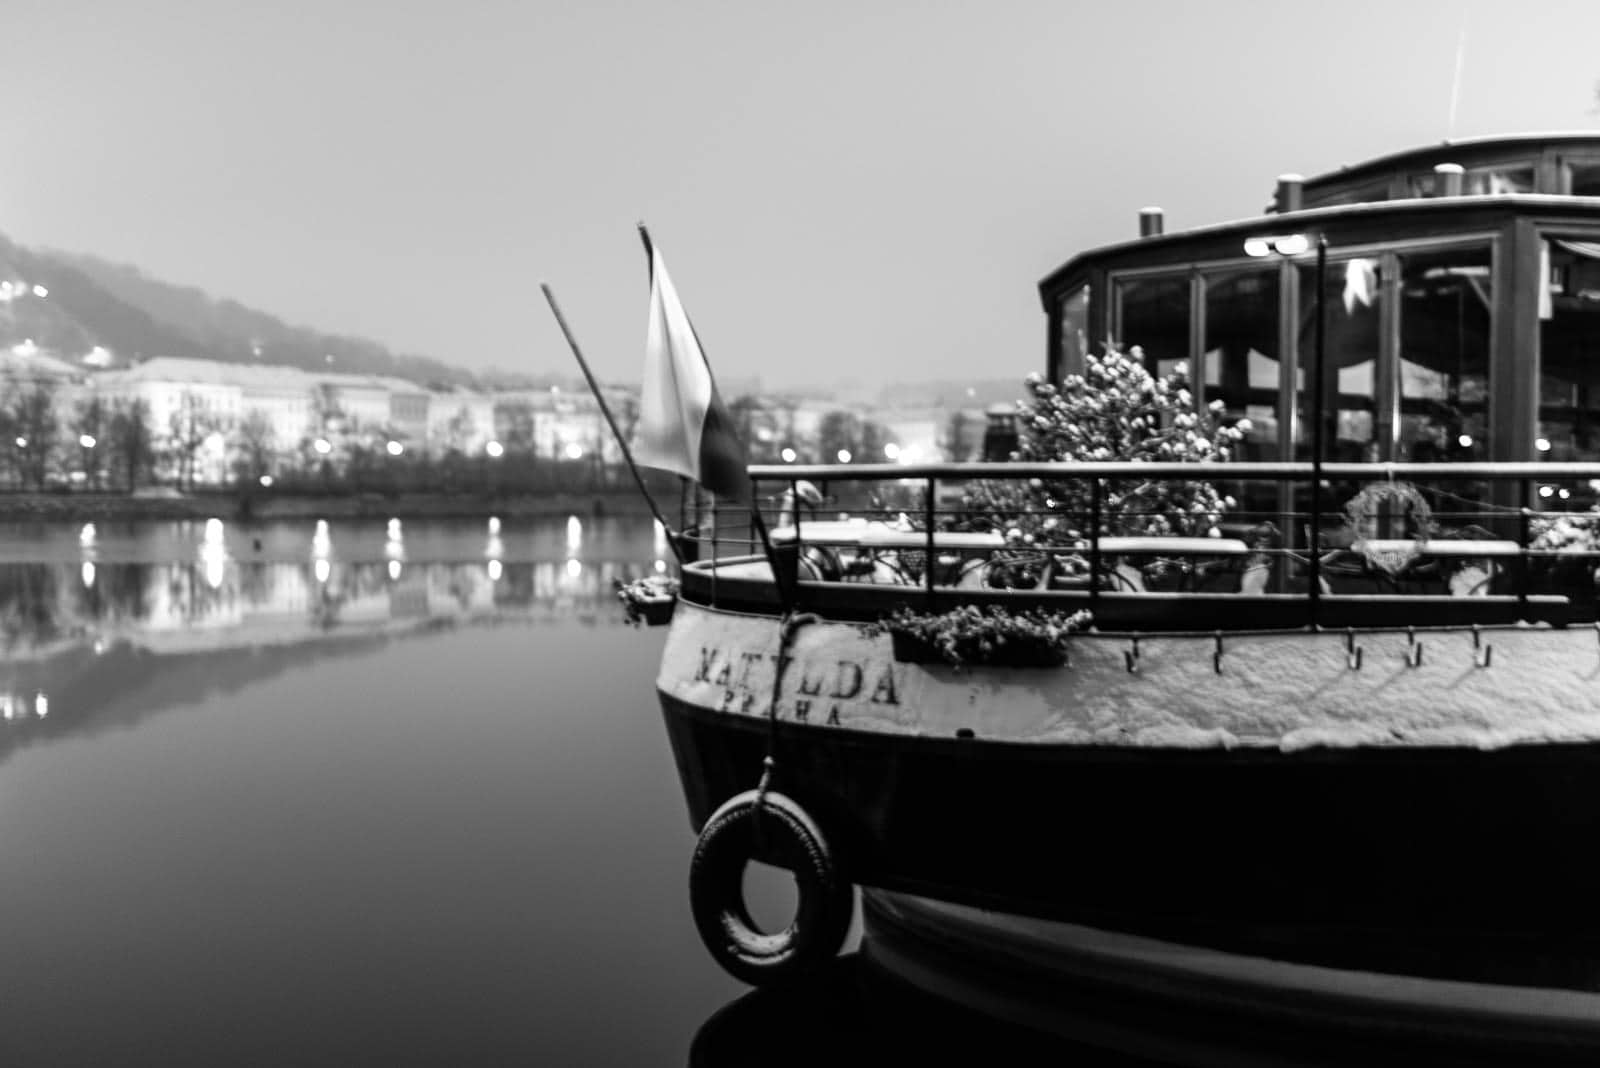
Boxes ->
[947,348,1246,582]
[1528,510,1600,605]
[872,604,1092,669]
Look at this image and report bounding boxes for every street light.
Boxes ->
[780,447,797,463]
[836,449,852,464]
[1246,230,1327,617]
[79,434,96,449]
[313,438,333,455]
[485,440,504,458]
[386,440,404,456]
[883,443,901,461]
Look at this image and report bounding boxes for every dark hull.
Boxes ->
[663,691,1600,987]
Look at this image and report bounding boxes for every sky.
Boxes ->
[5,0,1600,392]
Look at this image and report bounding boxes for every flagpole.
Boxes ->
[639,222,794,610]
[540,282,683,566]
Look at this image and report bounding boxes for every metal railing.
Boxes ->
[672,460,1600,626]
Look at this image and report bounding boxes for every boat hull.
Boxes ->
[860,889,1600,1064]
[663,687,1600,986]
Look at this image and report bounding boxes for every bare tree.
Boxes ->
[107,398,155,493]
[164,392,226,491]
[445,406,475,455]
[9,382,60,490]
[234,410,277,484]
[70,395,110,490]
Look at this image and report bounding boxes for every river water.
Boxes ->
[0,514,1168,1065]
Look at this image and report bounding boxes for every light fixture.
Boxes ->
[1243,233,1311,257]
[780,447,797,463]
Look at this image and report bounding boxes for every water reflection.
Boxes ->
[2,558,649,651]
[0,519,662,763]
[690,954,1158,1067]
[312,519,333,560]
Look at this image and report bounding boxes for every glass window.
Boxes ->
[1202,266,1280,459]
[1465,166,1535,195]
[1307,179,1390,208]
[1571,162,1600,197]
[1410,165,1534,198]
[1298,257,1382,461]
[1115,274,1189,378]
[1397,246,1492,462]
[1057,285,1089,376]
[1537,238,1600,464]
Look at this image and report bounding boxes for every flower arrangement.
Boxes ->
[1530,509,1600,554]
[614,575,679,626]
[951,348,1245,555]
[871,604,1092,668]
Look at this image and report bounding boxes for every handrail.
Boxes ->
[750,460,1600,481]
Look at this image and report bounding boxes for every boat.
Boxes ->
[654,134,1600,1057]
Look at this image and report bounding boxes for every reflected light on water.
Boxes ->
[653,519,667,557]
[487,559,502,582]
[388,559,402,581]
[565,557,582,579]
[386,518,405,561]
[79,522,96,548]
[312,520,332,559]
[315,558,331,584]
[200,518,229,589]
[654,558,667,574]
[567,515,582,553]
[488,516,501,535]
[81,561,96,588]
[34,693,48,718]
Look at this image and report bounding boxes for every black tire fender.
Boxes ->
[689,789,853,987]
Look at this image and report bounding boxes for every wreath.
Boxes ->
[1342,481,1433,575]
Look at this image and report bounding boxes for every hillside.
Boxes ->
[0,233,536,388]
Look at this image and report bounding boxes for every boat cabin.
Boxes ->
[674,135,1600,634]
[1038,133,1600,491]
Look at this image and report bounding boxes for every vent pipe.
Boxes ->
[1274,174,1304,213]
[1138,207,1164,238]
[1434,163,1464,197]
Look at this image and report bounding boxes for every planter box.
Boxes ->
[637,597,676,626]
[889,630,1066,668]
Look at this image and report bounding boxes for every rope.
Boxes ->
[755,611,819,811]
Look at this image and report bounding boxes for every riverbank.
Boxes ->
[0,489,659,522]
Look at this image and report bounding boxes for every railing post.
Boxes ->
[925,476,937,608]
[1518,478,1531,611]
[1088,477,1102,615]
[1307,467,1321,629]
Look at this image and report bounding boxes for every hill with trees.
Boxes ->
[0,233,546,389]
